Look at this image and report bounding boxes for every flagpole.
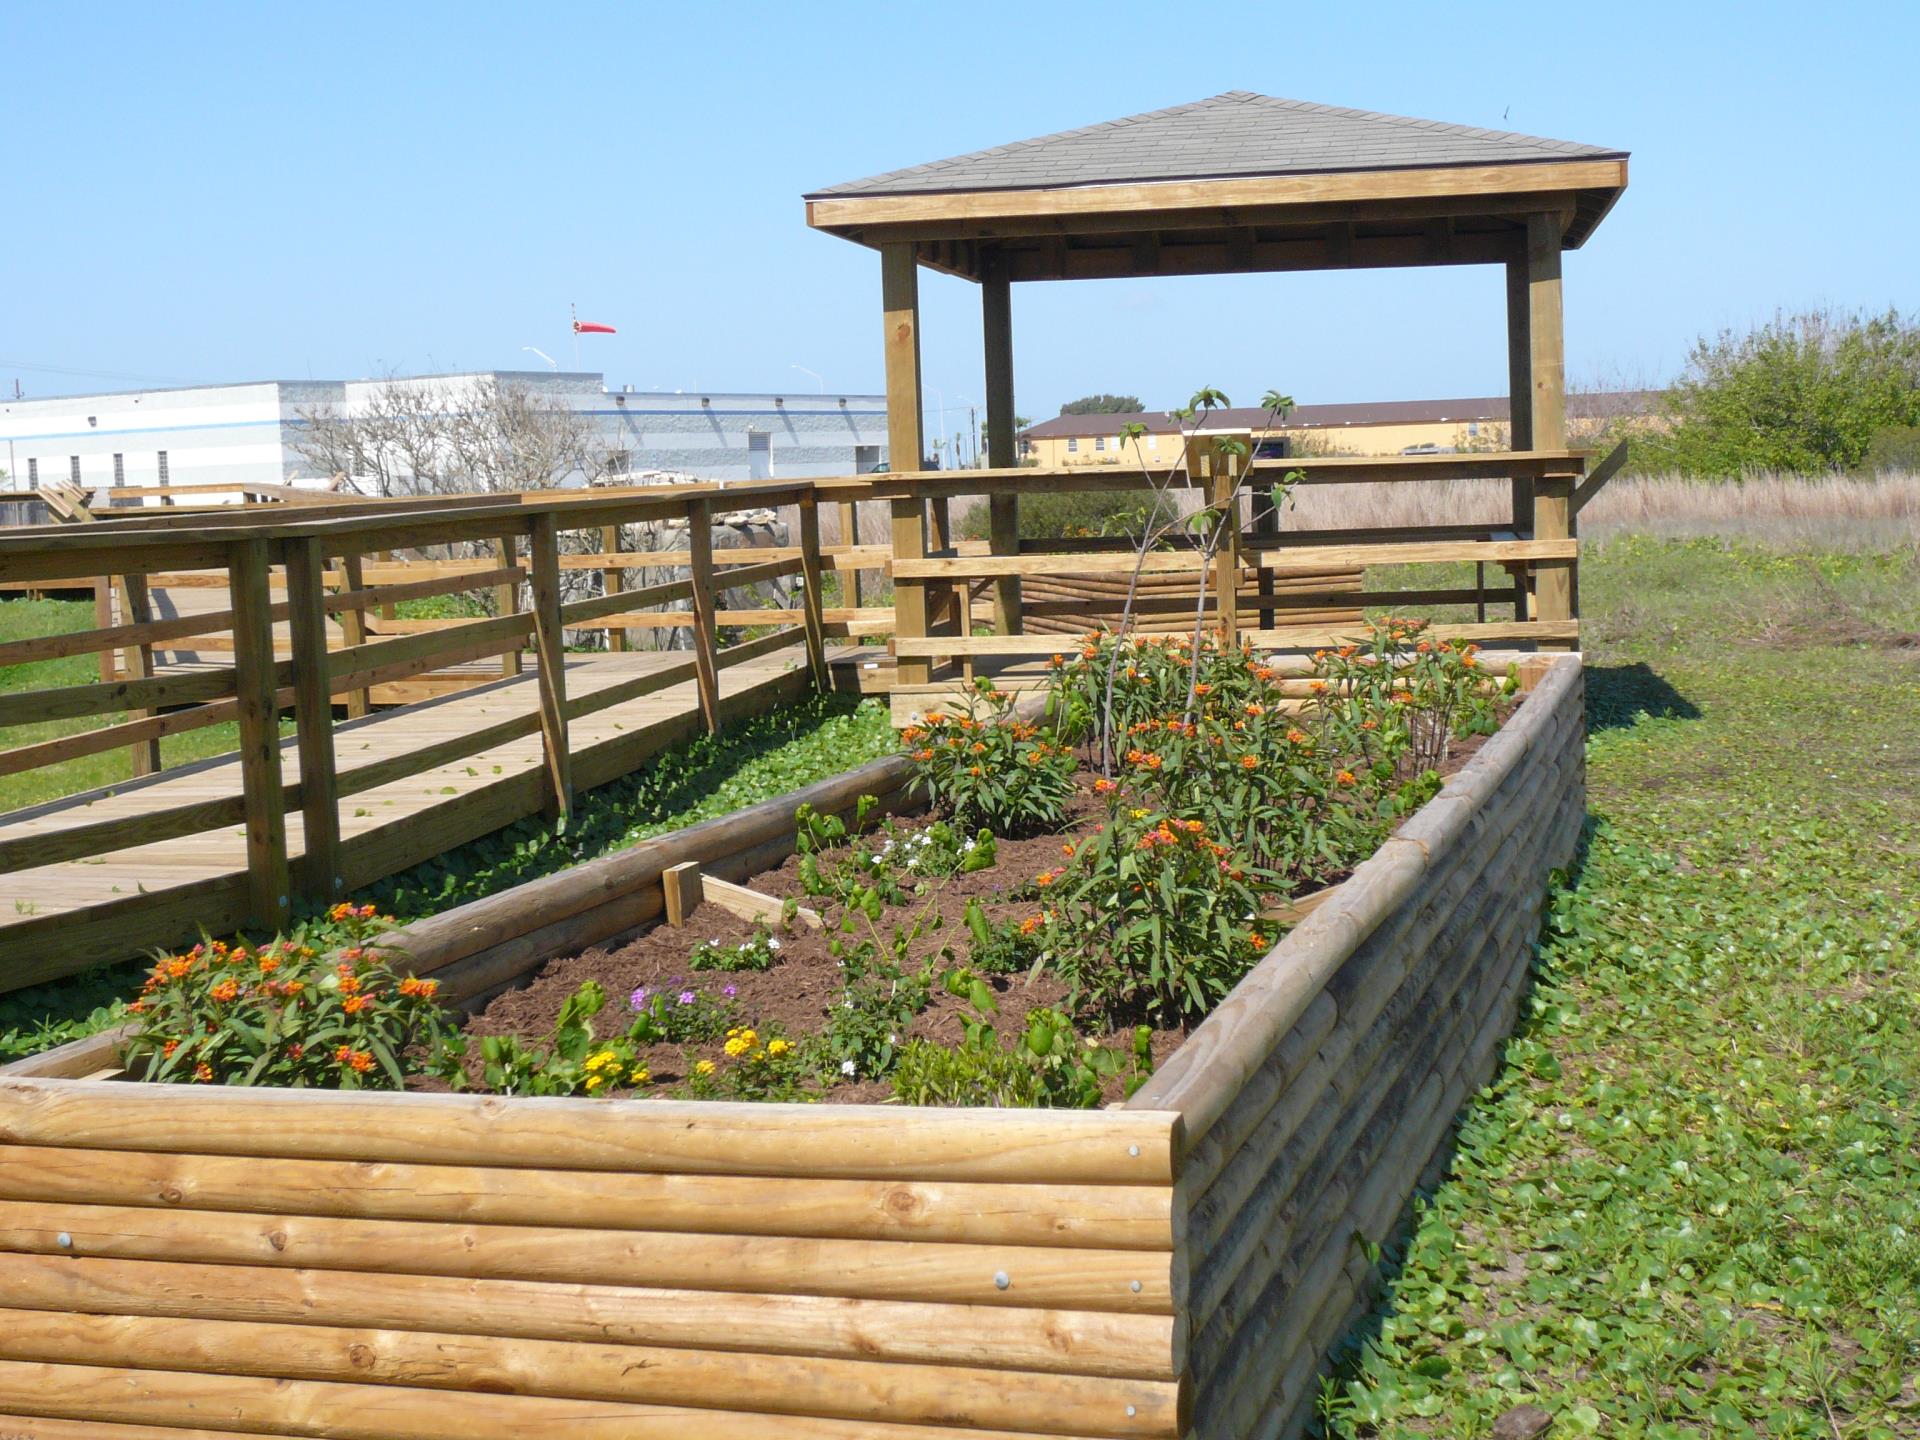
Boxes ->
[570,303,580,372]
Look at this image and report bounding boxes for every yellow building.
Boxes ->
[1018,393,1656,466]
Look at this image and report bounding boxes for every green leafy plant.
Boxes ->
[902,684,1076,835]
[1041,807,1269,1024]
[961,897,1046,975]
[478,980,659,1096]
[689,927,784,973]
[123,907,461,1090]
[892,971,1153,1107]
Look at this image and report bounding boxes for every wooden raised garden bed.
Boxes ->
[0,653,1585,1440]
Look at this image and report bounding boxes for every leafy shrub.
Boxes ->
[903,686,1077,836]
[1041,808,1268,1023]
[960,485,1174,543]
[1864,424,1920,475]
[124,905,460,1090]
[1641,306,1920,475]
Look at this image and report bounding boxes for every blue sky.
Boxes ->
[6,0,1916,429]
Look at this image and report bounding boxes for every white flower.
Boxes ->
[886,1033,898,1045]
[840,1059,857,1076]
[767,937,781,950]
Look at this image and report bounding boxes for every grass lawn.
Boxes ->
[1323,536,1920,1438]
[0,598,295,811]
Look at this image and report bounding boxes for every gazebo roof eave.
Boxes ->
[805,156,1627,281]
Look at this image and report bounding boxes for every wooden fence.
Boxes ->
[0,481,858,934]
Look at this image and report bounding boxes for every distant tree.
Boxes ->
[292,375,618,496]
[1060,394,1144,416]
[1641,307,1920,475]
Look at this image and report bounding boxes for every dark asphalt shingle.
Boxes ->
[811,91,1624,198]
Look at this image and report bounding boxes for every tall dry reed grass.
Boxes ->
[888,471,1920,554]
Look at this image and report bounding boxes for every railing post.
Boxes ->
[1189,434,1244,650]
[982,247,1023,635]
[601,523,628,653]
[92,578,113,682]
[797,489,830,691]
[337,552,372,718]
[117,572,162,775]
[1525,211,1574,648]
[228,538,290,931]
[890,497,930,689]
[285,536,342,905]
[686,497,723,733]
[527,515,573,822]
[838,498,863,608]
[1249,484,1278,632]
[494,533,523,678]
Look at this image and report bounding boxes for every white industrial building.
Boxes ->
[0,372,889,494]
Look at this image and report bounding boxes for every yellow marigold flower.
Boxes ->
[767,1038,792,1058]
[695,1059,717,1077]
[630,1066,651,1085]
[724,1037,749,1057]
[585,1050,617,1072]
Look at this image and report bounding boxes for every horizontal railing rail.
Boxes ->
[0,487,839,928]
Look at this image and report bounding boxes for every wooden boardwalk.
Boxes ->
[0,647,825,981]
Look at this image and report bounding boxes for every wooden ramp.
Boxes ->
[0,648,823,982]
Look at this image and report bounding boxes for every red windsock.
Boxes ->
[572,319,616,335]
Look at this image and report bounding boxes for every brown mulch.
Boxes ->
[451,712,1511,1103]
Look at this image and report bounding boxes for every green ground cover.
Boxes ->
[0,689,893,1061]
[1323,536,1920,1438]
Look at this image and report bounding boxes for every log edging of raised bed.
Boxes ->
[1126,651,1586,1439]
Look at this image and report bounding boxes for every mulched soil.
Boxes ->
[453,711,1511,1104]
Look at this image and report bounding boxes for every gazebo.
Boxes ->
[806,91,1628,673]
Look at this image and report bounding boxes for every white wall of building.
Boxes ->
[0,373,888,496]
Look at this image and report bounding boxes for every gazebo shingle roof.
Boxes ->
[810,91,1624,198]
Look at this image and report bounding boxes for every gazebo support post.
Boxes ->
[881,243,932,688]
[1504,252,1535,622]
[1525,211,1575,649]
[982,250,1022,635]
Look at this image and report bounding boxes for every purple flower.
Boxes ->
[629,986,650,1010]
[723,984,738,998]
[678,990,696,1006]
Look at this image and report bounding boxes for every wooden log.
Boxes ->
[0,1143,1174,1249]
[0,1357,1116,1440]
[0,1199,1174,1313]
[0,1252,1179,1378]
[0,1078,1178,1186]
[0,1308,1179,1439]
